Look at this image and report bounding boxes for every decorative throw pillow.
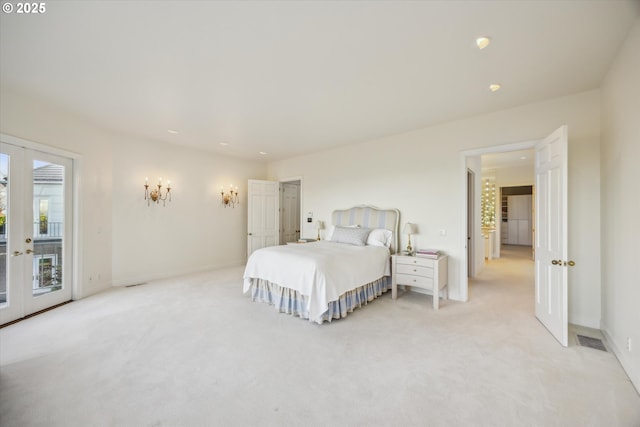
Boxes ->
[326,224,359,240]
[330,226,371,246]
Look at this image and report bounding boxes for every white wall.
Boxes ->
[0,85,268,294]
[1,87,113,299]
[600,19,640,391]
[268,89,602,328]
[111,137,267,285]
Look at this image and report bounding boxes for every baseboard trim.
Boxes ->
[111,261,246,287]
[601,327,640,395]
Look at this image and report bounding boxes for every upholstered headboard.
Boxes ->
[331,205,400,254]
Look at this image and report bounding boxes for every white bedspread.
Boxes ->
[243,241,390,322]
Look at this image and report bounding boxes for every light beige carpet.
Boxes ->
[1,246,638,426]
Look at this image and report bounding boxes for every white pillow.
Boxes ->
[330,226,371,246]
[366,228,393,248]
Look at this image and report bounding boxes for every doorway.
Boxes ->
[460,139,536,301]
[461,126,569,346]
[499,185,534,258]
[246,176,303,257]
[1,141,74,325]
[279,179,301,244]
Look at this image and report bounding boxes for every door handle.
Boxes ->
[26,249,35,255]
[12,251,24,257]
[248,233,253,236]
[551,259,575,266]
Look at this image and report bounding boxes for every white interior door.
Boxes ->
[1,142,73,325]
[280,183,300,244]
[466,169,474,277]
[534,126,568,346]
[247,179,279,258]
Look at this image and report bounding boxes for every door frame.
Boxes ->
[1,133,82,302]
[459,139,537,302]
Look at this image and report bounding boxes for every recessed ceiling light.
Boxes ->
[476,37,491,50]
[219,142,229,146]
[167,129,178,134]
[520,156,527,160]
[489,83,501,92]
[259,152,267,155]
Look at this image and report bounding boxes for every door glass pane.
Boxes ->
[32,160,64,297]
[0,154,7,305]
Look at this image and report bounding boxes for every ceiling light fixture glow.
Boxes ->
[476,37,491,50]
[489,83,501,92]
[167,129,178,134]
[259,151,267,155]
[219,142,229,146]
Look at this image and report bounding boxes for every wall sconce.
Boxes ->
[221,185,239,208]
[403,223,417,254]
[144,177,172,207]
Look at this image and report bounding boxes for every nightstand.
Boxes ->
[391,254,448,309]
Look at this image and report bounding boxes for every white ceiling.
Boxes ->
[1,1,638,161]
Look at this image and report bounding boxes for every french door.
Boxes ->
[0,142,73,325]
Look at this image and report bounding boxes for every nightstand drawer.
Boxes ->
[395,256,434,268]
[396,264,433,278]
[395,273,434,288]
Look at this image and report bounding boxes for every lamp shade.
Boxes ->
[403,223,416,234]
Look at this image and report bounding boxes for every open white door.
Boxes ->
[247,180,279,258]
[534,125,569,346]
[280,182,300,244]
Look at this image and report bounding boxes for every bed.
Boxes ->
[243,206,400,324]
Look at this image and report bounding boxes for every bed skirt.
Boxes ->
[246,276,390,324]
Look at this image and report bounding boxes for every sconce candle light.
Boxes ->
[144,177,172,206]
[221,184,239,208]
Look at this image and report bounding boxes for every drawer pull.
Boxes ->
[413,269,417,272]
[412,279,416,282]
